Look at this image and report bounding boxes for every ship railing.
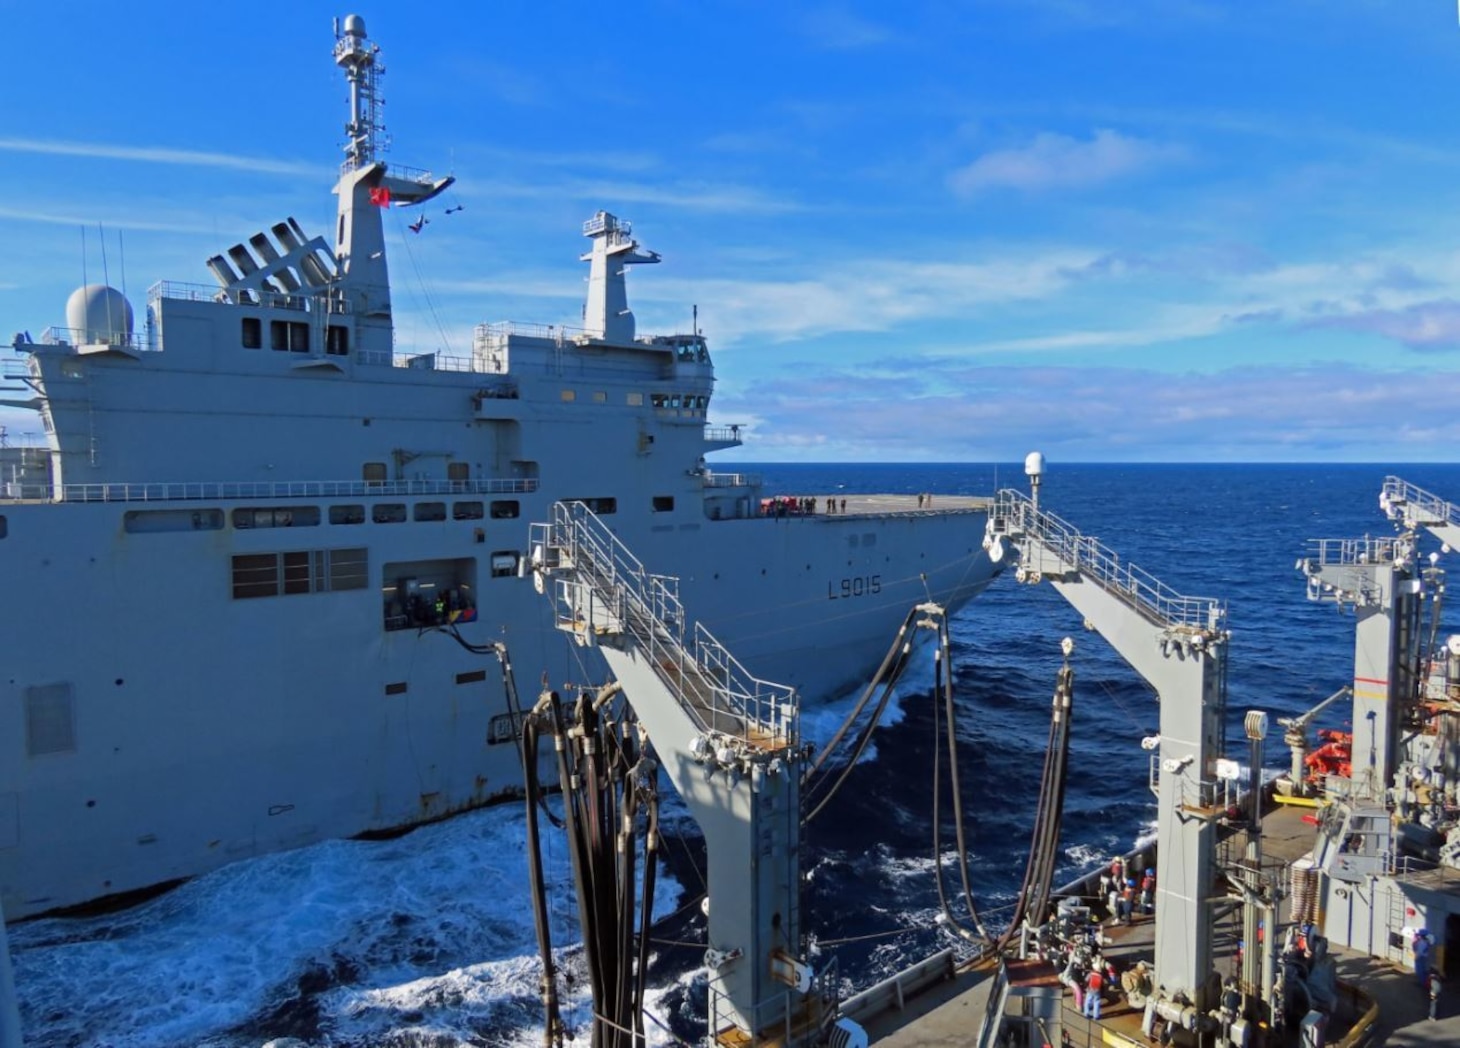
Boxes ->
[991,488,1225,631]
[706,963,837,1048]
[0,430,47,448]
[1382,476,1460,531]
[541,499,796,745]
[1,360,32,379]
[703,471,762,489]
[38,326,157,352]
[3,477,539,504]
[1304,536,1407,568]
[148,281,353,316]
[475,321,585,347]
[704,427,744,444]
[385,162,438,185]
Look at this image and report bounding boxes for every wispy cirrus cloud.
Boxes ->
[949,129,1187,195]
[798,7,898,50]
[0,137,322,177]
[715,362,1460,461]
[1305,299,1460,352]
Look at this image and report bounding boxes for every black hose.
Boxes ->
[522,710,564,1047]
[806,605,919,780]
[936,615,992,942]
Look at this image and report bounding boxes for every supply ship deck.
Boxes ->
[868,804,1460,1046]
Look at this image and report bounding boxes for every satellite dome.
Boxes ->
[65,285,134,346]
[343,14,366,37]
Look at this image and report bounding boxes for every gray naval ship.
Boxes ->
[0,15,1003,922]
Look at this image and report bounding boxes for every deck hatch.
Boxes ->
[25,683,76,756]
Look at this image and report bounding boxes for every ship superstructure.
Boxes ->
[0,15,1003,920]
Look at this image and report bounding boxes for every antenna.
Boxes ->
[118,229,128,305]
[80,225,88,296]
[99,222,114,337]
[693,303,699,336]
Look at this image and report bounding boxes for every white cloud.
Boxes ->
[0,137,323,177]
[799,7,897,50]
[949,130,1187,195]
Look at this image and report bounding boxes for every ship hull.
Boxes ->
[0,495,998,917]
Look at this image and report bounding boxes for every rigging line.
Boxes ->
[803,663,906,822]
[391,207,456,356]
[806,605,919,779]
[814,927,917,947]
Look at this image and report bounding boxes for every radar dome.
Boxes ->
[1024,451,1046,478]
[65,284,134,346]
[343,14,367,37]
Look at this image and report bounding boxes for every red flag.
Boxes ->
[368,186,391,207]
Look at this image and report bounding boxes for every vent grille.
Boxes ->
[26,682,76,756]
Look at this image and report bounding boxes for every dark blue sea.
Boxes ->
[12,463,1460,1046]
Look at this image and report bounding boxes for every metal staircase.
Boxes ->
[988,488,1225,632]
[531,499,795,747]
[530,501,826,1047]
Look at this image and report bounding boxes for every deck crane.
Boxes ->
[985,454,1233,1023]
[1274,686,1352,800]
[529,501,855,1048]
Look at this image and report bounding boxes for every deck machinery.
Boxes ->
[1297,478,1460,977]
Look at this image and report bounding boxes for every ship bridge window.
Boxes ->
[270,320,310,352]
[627,392,643,406]
[330,504,365,525]
[561,389,577,402]
[232,547,367,600]
[653,496,674,512]
[454,501,485,520]
[242,317,262,349]
[414,502,446,522]
[326,325,349,356]
[373,503,407,524]
[125,508,224,533]
[490,500,519,519]
[232,506,320,529]
[0,515,7,539]
[592,391,607,403]
[383,557,477,630]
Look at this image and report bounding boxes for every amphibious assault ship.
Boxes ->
[0,15,1003,921]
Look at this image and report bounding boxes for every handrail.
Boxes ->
[991,489,1225,631]
[1,476,539,504]
[545,500,796,745]
[1382,476,1460,530]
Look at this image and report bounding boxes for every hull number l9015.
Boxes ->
[829,575,881,600]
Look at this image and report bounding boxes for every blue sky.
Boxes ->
[4,1,1460,461]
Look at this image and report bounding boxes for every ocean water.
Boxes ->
[11,462,1460,1046]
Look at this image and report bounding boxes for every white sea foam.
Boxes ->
[12,800,683,1047]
